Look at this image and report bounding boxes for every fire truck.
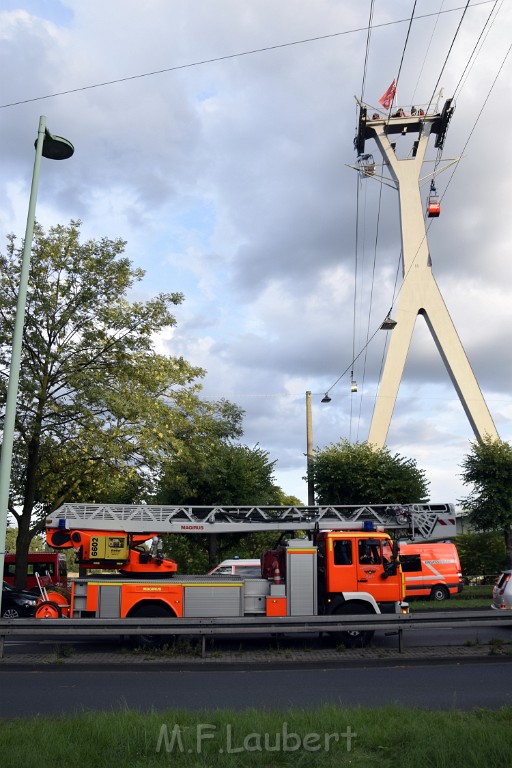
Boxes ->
[35,502,456,646]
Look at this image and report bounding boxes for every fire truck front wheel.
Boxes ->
[129,603,175,648]
[331,604,374,648]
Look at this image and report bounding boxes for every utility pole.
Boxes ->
[306,391,315,505]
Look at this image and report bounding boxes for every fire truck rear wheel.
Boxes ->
[130,604,175,648]
[331,604,374,648]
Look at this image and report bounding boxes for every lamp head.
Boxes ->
[35,129,74,160]
[381,315,397,331]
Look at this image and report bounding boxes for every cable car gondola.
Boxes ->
[427,180,440,217]
[357,153,375,177]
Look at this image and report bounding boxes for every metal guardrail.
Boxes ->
[1,610,512,658]
[463,574,501,586]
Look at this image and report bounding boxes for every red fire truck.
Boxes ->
[35,502,456,647]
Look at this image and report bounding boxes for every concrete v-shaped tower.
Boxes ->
[354,101,498,447]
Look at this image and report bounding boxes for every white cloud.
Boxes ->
[1,0,511,505]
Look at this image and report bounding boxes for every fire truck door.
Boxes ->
[329,538,359,593]
[356,538,400,603]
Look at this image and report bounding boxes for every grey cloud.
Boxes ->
[2,0,511,504]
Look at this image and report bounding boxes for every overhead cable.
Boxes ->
[452,0,502,99]
[0,1,496,109]
[426,0,471,113]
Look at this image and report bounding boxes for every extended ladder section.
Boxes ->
[47,503,456,540]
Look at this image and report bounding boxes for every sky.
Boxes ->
[1,0,511,507]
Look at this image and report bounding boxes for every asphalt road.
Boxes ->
[2,620,512,719]
[1,661,512,718]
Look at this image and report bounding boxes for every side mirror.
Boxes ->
[381,560,397,579]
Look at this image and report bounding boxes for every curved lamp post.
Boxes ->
[0,116,73,618]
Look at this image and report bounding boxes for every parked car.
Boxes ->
[208,558,262,577]
[1,581,38,618]
[492,570,512,610]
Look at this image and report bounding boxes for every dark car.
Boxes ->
[1,581,38,618]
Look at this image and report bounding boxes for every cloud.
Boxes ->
[1,0,511,505]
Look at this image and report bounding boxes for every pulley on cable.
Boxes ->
[427,180,440,218]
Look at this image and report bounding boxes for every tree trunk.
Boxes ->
[208,533,218,570]
[14,516,32,590]
[13,414,44,589]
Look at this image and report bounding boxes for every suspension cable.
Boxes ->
[360,0,376,103]
[425,0,471,113]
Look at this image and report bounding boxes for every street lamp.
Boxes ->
[380,313,397,331]
[0,117,73,615]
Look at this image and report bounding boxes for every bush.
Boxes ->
[455,532,507,577]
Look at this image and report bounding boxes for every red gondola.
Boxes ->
[427,181,440,218]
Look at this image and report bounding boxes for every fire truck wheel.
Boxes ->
[430,585,449,601]
[35,601,63,619]
[331,604,374,648]
[130,604,174,648]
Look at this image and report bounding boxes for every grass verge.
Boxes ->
[1,704,511,768]
[410,597,490,610]
[411,584,493,610]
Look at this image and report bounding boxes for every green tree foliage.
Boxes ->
[307,439,429,505]
[158,442,301,571]
[0,222,242,586]
[455,532,507,579]
[5,527,45,553]
[460,436,512,568]
[159,442,280,506]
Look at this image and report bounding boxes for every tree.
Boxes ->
[158,442,300,570]
[455,532,506,580]
[460,436,512,568]
[307,439,429,505]
[158,442,280,507]
[0,221,242,587]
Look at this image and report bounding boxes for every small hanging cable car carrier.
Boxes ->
[357,153,376,177]
[427,180,440,217]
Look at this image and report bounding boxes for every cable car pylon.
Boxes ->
[353,101,498,447]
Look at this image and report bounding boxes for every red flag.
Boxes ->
[379,79,396,110]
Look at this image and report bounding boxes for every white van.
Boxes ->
[208,558,261,577]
